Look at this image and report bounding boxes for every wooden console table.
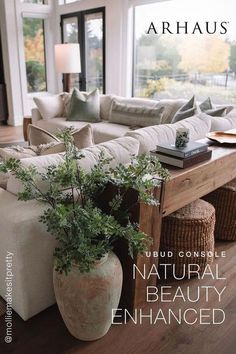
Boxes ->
[122,142,236,313]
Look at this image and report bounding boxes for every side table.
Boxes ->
[23,116,32,142]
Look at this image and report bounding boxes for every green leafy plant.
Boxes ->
[0,128,169,274]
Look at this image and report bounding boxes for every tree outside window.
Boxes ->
[23,18,47,93]
[134,0,236,104]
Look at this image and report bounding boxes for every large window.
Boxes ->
[23,18,47,93]
[133,0,236,104]
[61,7,105,93]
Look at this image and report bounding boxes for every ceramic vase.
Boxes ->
[53,251,123,341]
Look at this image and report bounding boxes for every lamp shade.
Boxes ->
[55,43,81,74]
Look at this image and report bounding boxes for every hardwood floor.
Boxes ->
[0,124,23,143]
[0,241,235,354]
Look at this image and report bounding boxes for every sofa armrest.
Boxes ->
[0,188,56,320]
[31,108,42,125]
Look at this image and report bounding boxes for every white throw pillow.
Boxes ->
[126,113,211,155]
[33,95,64,120]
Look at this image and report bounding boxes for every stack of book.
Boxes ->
[152,141,212,168]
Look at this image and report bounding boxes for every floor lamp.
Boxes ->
[54,43,81,92]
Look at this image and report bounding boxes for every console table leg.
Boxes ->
[133,183,165,311]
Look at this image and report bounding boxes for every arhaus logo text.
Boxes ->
[146,21,229,35]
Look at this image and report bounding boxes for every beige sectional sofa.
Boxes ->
[1,94,236,321]
[32,95,188,144]
[0,136,140,321]
[32,94,236,145]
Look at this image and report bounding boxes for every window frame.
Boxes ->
[60,6,106,93]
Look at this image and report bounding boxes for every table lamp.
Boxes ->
[54,43,81,92]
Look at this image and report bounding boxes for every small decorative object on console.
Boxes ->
[175,127,190,148]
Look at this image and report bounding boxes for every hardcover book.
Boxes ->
[154,149,212,168]
[156,141,208,158]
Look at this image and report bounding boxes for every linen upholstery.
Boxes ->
[28,125,60,146]
[199,97,213,112]
[1,136,140,321]
[0,172,9,189]
[205,107,227,117]
[67,88,100,122]
[126,113,212,155]
[72,124,94,149]
[171,96,198,123]
[99,94,113,120]
[200,97,233,116]
[7,136,140,196]
[33,95,64,120]
[36,117,90,135]
[156,99,187,124]
[0,145,37,161]
[0,187,57,321]
[92,121,132,144]
[109,100,164,127]
[210,115,236,132]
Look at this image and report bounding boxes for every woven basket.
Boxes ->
[160,199,215,277]
[203,178,236,241]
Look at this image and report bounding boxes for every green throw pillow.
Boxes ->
[199,97,213,112]
[171,96,197,123]
[67,88,100,122]
[204,107,227,117]
[199,97,233,116]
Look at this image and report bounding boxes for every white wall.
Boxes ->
[0,0,24,126]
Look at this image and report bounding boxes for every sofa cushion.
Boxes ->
[31,124,94,155]
[7,153,65,196]
[0,187,56,320]
[199,97,213,112]
[0,145,37,161]
[36,117,90,133]
[7,136,140,196]
[156,99,187,124]
[28,125,61,146]
[113,95,159,108]
[60,92,71,117]
[200,97,233,116]
[0,171,9,189]
[226,107,236,117]
[210,115,236,132]
[92,121,131,144]
[72,124,94,148]
[205,107,227,117]
[67,88,100,122]
[33,95,64,120]
[171,96,198,123]
[100,94,113,121]
[109,100,164,127]
[126,113,211,155]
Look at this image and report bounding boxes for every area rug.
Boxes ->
[0,297,6,317]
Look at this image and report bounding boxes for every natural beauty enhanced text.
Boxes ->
[112,252,227,325]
